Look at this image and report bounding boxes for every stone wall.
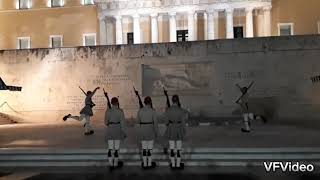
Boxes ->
[1,35,320,126]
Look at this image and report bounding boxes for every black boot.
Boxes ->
[63,114,71,121]
[261,116,268,124]
[141,162,147,169]
[241,128,250,133]
[109,165,115,172]
[170,162,175,169]
[84,131,94,136]
[151,161,157,168]
[177,163,185,170]
[163,147,168,154]
[117,161,124,168]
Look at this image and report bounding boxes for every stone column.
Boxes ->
[207,10,217,40]
[99,16,107,45]
[187,11,195,41]
[263,6,272,37]
[194,13,198,40]
[151,13,159,43]
[225,8,234,39]
[133,14,141,44]
[169,12,177,42]
[106,19,114,45]
[214,11,219,39]
[115,15,123,45]
[245,7,254,38]
[203,12,208,40]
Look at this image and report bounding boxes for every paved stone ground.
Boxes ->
[0,121,320,149]
[1,122,320,179]
[0,166,319,180]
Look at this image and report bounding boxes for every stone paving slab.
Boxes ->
[0,122,320,149]
[1,166,320,180]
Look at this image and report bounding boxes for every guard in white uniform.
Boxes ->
[136,96,158,169]
[63,87,100,135]
[105,97,126,170]
[163,95,187,169]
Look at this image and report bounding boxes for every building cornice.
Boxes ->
[94,0,272,18]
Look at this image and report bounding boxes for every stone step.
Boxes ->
[1,148,320,167]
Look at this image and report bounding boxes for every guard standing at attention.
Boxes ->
[104,89,126,170]
[163,95,187,169]
[135,89,158,169]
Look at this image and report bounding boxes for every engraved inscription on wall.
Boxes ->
[65,74,131,110]
[142,62,214,96]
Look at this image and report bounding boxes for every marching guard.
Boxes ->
[236,82,254,133]
[63,86,100,135]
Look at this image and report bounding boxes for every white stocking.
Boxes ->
[169,140,176,167]
[107,140,114,166]
[243,113,251,131]
[147,140,154,167]
[176,140,182,167]
[114,140,120,166]
[141,141,148,167]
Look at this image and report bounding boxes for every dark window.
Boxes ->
[50,36,62,48]
[279,24,293,36]
[177,30,188,42]
[83,0,94,5]
[51,0,63,7]
[19,0,29,9]
[233,26,244,38]
[127,32,134,44]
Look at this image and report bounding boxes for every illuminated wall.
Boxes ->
[1,0,320,49]
[1,35,320,126]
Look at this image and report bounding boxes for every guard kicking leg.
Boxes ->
[63,114,89,134]
[176,140,184,169]
[241,113,251,133]
[141,141,148,168]
[169,140,176,168]
[64,114,85,124]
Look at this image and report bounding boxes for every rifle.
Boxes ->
[163,87,181,108]
[79,86,96,107]
[163,87,171,108]
[235,81,254,104]
[133,86,144,108]
[103,88,112,109]
[78,86,87,96]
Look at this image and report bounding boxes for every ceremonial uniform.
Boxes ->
[63,87,99,135]
[69,94,95,134]
[105,105,126,168]
[136,105,158,168]
[163,104,188,168]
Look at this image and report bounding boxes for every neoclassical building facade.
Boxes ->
[0,0,319,50]
[95,0,272,45]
